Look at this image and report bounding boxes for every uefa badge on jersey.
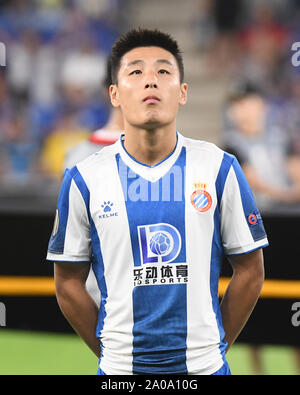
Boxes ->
[246,209,266,242]
[190,181,212,213]
[247,210,263,227]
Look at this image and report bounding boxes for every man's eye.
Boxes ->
[159,69,170,74]
[130,70,142,75]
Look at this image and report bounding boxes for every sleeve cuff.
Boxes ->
[225,238,269,257]
[46,251,91,263]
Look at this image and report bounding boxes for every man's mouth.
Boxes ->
[143,95,160,104]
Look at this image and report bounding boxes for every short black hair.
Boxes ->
[103,55,113,90]
[110,28,184,84]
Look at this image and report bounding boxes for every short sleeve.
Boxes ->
[220,156,269,256]
[46,168,91,263]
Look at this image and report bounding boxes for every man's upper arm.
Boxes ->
[46,168,91,264]
[54,261,91,293]
[219,155,269,256]
[227,248,265,278]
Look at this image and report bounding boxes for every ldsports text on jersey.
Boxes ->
[46,132,269,375]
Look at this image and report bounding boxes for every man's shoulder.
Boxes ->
[182,135,227,160]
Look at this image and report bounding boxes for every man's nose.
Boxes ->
[145,82,157,89]
[144,71,158,89]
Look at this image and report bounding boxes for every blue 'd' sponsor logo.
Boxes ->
[150,232,171,255]
[137,223,181,265]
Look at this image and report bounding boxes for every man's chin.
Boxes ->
[128,114,172,130]
[140,116,169,130]
[142,120,162,130]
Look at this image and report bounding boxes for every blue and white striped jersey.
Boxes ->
[46,132,268,375]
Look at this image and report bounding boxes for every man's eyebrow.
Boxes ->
[126,59,145,68]
[126,59,174,68]
[156,59,174,66]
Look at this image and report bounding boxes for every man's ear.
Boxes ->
[109,84,120,108]
[179,83,188,106]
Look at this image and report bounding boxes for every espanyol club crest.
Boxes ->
[191,181,212,213]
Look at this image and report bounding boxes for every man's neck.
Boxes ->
[104,109,124,132]
[123,123,177,166]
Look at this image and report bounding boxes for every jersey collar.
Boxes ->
[117,131,183,182]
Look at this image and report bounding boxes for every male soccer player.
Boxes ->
[46,29,268,375]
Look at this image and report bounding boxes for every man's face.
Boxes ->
[110,46,188,130]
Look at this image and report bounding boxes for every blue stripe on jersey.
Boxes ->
[117,147,188,374]
[70,167,108,345]
[210,153,233,359]
[215,152,234,207]
[69,166,91,220]
[48,169,72,254]
[131,284,187,374]
[90,219,108,343]
[231,157,267,242]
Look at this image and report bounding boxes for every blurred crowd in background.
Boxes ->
[1,0,300,214]
[0,0,130,202]
[194,0,300,213]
